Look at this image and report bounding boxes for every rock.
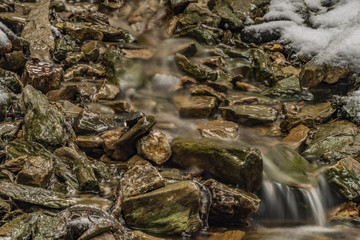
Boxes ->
[54,35,77,61]
[122,181,203,235]
[280,102,335,131]
[129,230,169,240]
[326,158,360,202]
[93,83,120,102]
[0,50,27,71]
[206,230,246,240]
[179,3,221,28]
[0,156,27,173]
[213,0,269,30]
[171,137,263,191]
[103,100,135,113]
[263,75,301,100]
[65,52,84,66]
[174,95,218,118]
[76,135,104,148]
[329,202,359,223]
[0,29,11,55]
[333,92,360,126]
[302,120,360,163]
[299,59,352,100]
[46,84,79,102]
[204,179,260,224]
[251,48,274,86]
[151,73,181,92]
[153,38,197,58]
[0,181,74,209]
[225,92,280,105]
[22,60,63,94]
[170,0,196,12]
[56,22,103,42]
[0,67,22,93]
[119,164,165,198]
[81,40,100,62]
[282,124,310,150]
[190,85,225,101]
[0,86,11,121]
[122,49,153,60]
[16,156,54,187]
[195,119,239,139]
[220,105,277,125]
[175,53,217,81]
[103,46,146,89]
[64,63,106,80]
[101,127,127,155]
[21,0,54,61]
[0,121,21,139]
[136,130,172,165]
[110,116,156,161]
[21,85,69,149]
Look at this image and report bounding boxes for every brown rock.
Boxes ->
[174,95,218,118]
[89,232,116,240]
[101,127,127,154]
[16,156,54,187]
[235,82,261,92]
[22,60,63,93]
[136,130,171,165]
[122,49,153,60]
[75,135,104,148]
[190,85,225,101]
[329,202,359,221]
[196,119,239,139]
[282,124,309,150]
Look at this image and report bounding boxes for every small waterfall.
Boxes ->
[256,176,335,226]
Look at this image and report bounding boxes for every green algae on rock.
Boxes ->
[122,181,203,235]
[171,137,263,192]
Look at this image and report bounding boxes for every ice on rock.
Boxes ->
[244,0,360,71]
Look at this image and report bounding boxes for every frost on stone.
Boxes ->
[244,0,360,71]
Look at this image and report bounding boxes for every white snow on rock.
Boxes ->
[245,0,360,71]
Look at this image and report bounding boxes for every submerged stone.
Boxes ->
[175,53,217,81]
[175,95,218,118]
[204,179,260,224]
[122,181,203,235]
[326,157,360,202]
[171,137,263,192]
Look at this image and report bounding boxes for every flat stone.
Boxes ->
[326,158,360,202]
[171,137,263,192]
[136,130,172,165]
[16,156,54,187]
[190,85,225,101]
[195,119,239,139]
[75,135,104,148]
[225,92,280,105]
[81,40,100,62]
[119,164,165,198]
[282,124,310,150]
[204,179,260,223]
[122,181,203,235]
[175,95,218,118]
[220,105,277,125]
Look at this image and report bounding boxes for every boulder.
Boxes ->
[136,130,172,165]
[122,181,203,235]
[171,137,263,191]
[204,179,260,223]
[326,158,360,202]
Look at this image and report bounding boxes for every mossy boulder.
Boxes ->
[326,157,360,202]
[171,137,263,192]
[122,181,203,235]
[302,120,360,163]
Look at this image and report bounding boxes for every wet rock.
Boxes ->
[54,147,99,192]
[251,48,274,86]
[103,100,135,114]
[175,53,217,81]
[65,51,85,67]
[22,60,63,94]
[0,86,11,121]
[119,164,165,198]
[179,3,221,28]
[46,84,79,102]
[64,63,106,80]
[220,105,277,125]
[76,135,104,148]
[213,0,269,30]
[204,179,260,224]
[0,121,21,140]
[172,137,263,191]
[93,83,120,102]
[21,85,69,149]
[0,67,22,93]
[136,130,172,165]
[196,119,239,139]
[74,109,124,135]
[0,50,27,71]
[175,95,218,118]
[122,181,203,235]
[56,22,103,42]
[16,156,54,187]
[170,0,196,12]
[21,0,54,61]
[333,92,360,126]
[263,75,301,100]
[122,48,153,60]
[280,102,335,131]
[103,46,146,89]
[326,158,360,202]
[190,85,225,101]
[329,202,359,223]
[282,124,309,150]
[0,181,74,209]
[206,230,246,240]
[110,116,156,161]
[225,92,279,105]
[81,40,100,62]
[302,120,360,163]
[153,38,197,58]
[101,127,127,155]
[0,213,37,239]
[179,23,220,46]
[54,35,77,61]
